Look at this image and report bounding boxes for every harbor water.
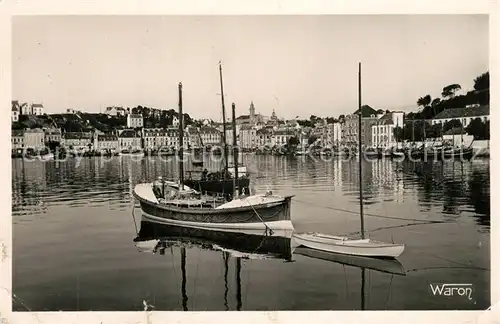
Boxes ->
[11,154,490,311]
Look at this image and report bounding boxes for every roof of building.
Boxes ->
[433,105,490,120]
[353,105,378,117]
[32,103,44,108]
[128,114,143,119]
[240,125,254,131]
[12,101,19,112]
[186,127,200,135]
[12,130,24,137]
[45,129,62,135]
[64,132,93,139]
[444,127,464,135]
[256,128,271,135]
[273,130,293,136]
[98,134,118,141]
[119,129,140,138]
[199,126,220,134]
[144,129,167,137]
[375,113,394,125]
[237,115,250,120]
[106,106,126,111]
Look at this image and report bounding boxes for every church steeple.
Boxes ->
[249,101,255,121]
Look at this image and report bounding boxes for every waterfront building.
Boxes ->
[341,105,379,147]
[126,114,144,128]
[271,129,294,147]
[12,130,24,150]
[371,111,404,148]
[256,128,272,147]
[431,105,489,127]
[186,126,202,148]
[118,129,142,151]
[239,125,257,149]
[44,128,62,144]
[96,134,119,151]
[326,122,342,147]
[23,129,45,150]
[143,128,168,150]
[199,126,222,146]
[164,127,188,150]
[63,132,93,151]
[11,101,20,122]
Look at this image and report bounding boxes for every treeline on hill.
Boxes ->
[394,71,489,142]
[12,105,196,133]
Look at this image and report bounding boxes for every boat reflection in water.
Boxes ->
[133,221,406,311]
[134,221,294,261]
[133,221,293,311]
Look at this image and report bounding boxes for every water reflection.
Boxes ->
[12,156,490,231]
[133,221,409,311]
[11,155,490,310]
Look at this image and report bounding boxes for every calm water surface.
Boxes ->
[12,154,490,311]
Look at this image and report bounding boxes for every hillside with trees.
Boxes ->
[394,71,489,142]
[11,105,195,133]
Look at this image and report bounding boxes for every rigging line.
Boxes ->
[424,251,489,269]
[293,197,449,224]
[346,220,451,236]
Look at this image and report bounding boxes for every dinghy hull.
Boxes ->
[293,233,405,258]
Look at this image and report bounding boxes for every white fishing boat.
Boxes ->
[292,63,405,259]
[292,232,404,258]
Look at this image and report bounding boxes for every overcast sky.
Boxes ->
[12,15,488,120]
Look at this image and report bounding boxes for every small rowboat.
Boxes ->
[292,232,405,258]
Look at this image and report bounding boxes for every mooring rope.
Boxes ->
[293,197,450,224]
[246,200,274,235]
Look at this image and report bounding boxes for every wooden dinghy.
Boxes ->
[292,232,405,258]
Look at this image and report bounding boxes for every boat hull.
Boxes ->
[133,184,294,231]
[293,233,405,258]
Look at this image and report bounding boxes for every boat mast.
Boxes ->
[178,82,184,191]
[231,103,239,196]
[358,62,365,239]
[219,61,229,178]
